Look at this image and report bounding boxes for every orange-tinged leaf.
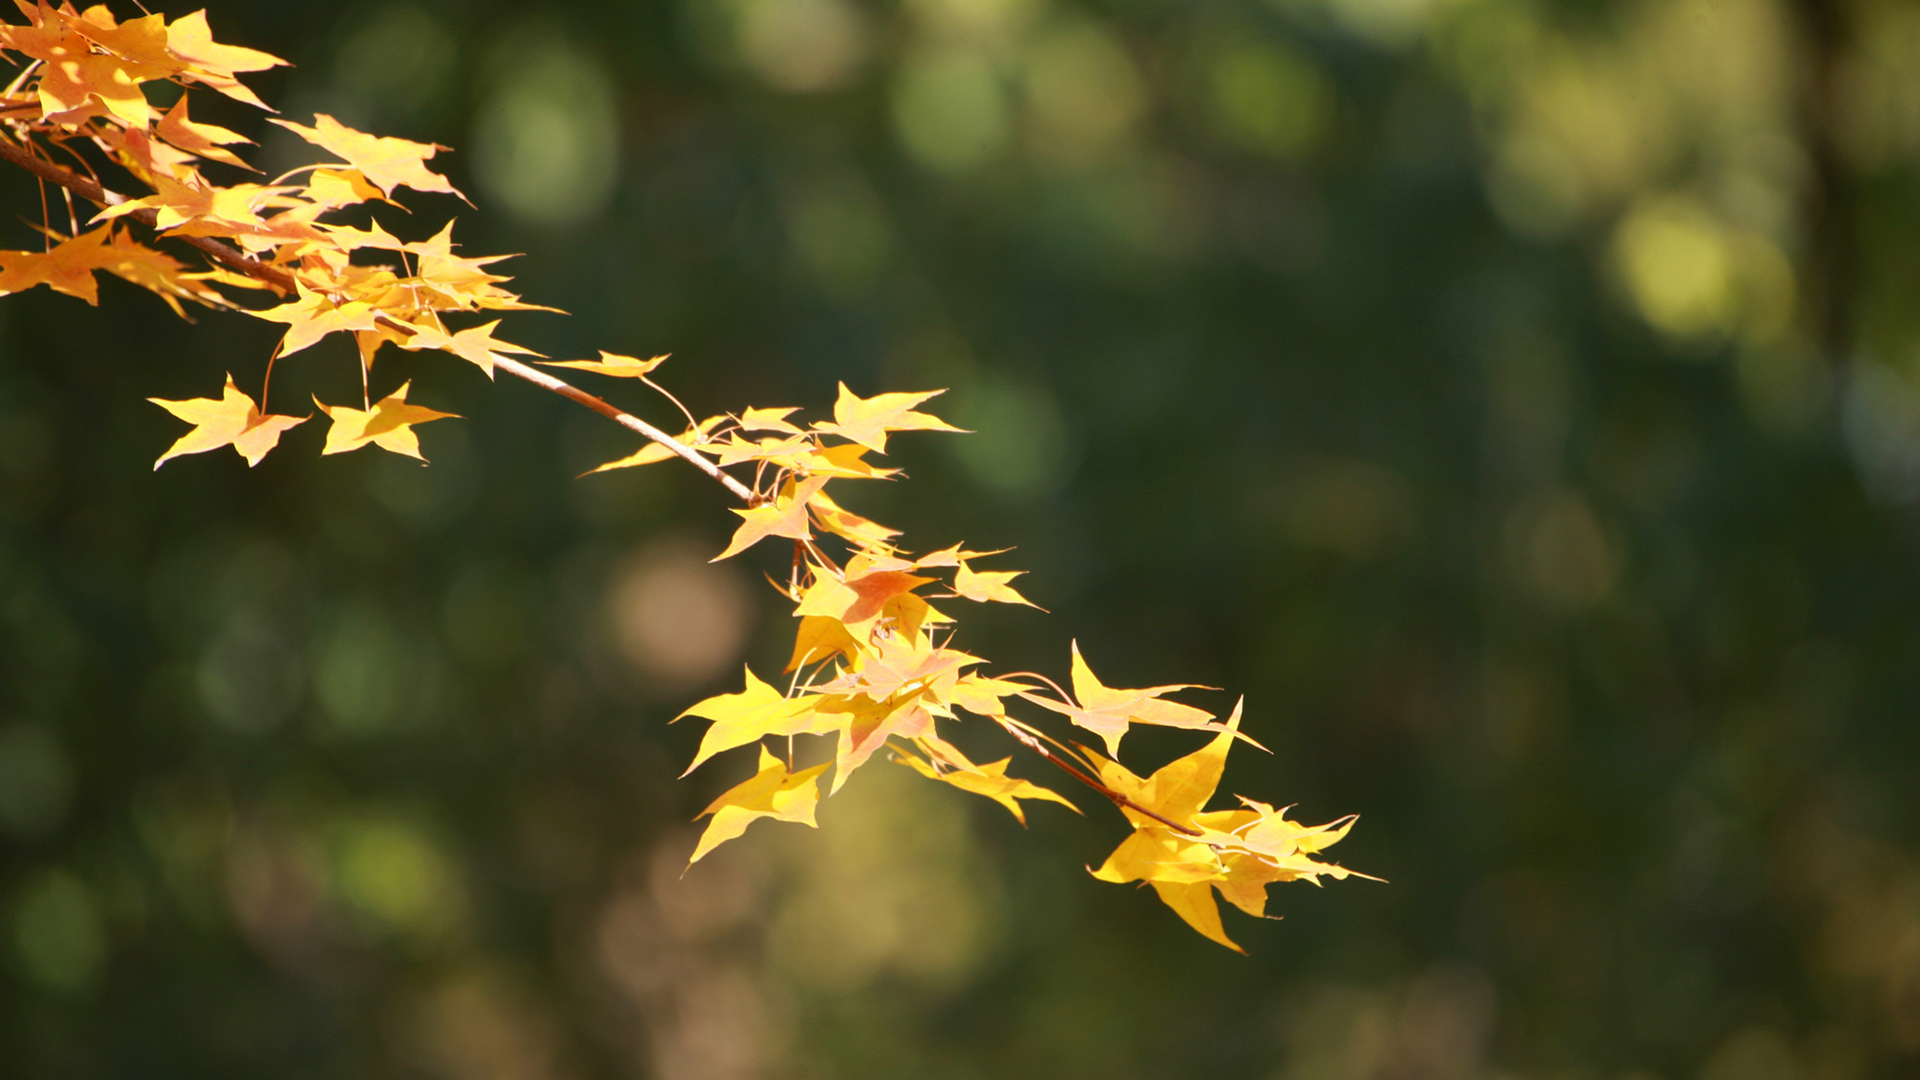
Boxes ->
[270,113,463,200]
[793,566,935,639]
[314,381,457,461]
[897,746,1077,825]
[824,695,932,793]
[786,615,862,672]
[811,383,964,453]
[537,351,667,378]
[712,475,829,561]
[817,633,980,701]
[675,666,825,776]
[149,374,306,468]
[93,173,282,233]
[153,94,254,170]
[795,442,900,480]
[1019,641,1220,757]
[98,228,235,316]
[71,6,173,69]
[166,9,286,109]
[688,745,830,865]
[304,168,388,210]
[0,225,117,303]
[808,489,900,549]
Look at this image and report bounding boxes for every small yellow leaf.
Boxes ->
[675,666,824,776]
[314,381,457,461]
[688,746,830,864]
[269,113,463,200]
[810,383,964,453]
[898,747,1077,825]
[712,475,829,561]
[537,351,667,378]
[952,561,1040,608]
[149,374,307,468]
[1019,641,1220,758]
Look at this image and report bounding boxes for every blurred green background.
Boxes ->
[4,0,1920,1076]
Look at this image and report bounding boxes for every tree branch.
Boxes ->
[0,132,755,505]
[0,134,297,292]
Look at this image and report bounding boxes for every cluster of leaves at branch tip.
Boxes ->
[0,0,1374,949]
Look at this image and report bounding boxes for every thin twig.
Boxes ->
[0,131,759,506]
[995,717,1202,837]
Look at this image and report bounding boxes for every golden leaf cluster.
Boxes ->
[0,1,1369,949]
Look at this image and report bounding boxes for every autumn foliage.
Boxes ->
[0,0,1368,950]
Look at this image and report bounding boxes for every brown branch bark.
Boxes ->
[0,132,755,504]
[0,135,297,293]
[996,717,1203,837]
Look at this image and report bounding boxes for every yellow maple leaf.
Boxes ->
[785,615,863,672]
[1019,641,1221,758]
[303,168,388,210]
[946,672,1033,718]
[675,666,827,776]
[688,746,831,865]
[153,95,255,171]
[70,6,174,70]
[1086,702,1366,950]
[579,415,728,476]
[817,633,980,701]
[808,489,901,549]
[810,383,965,453]
[794,442,900,480]
[951,560,1040,608]
[270,114,463,201]
[820,694,933,793]
[737,405,803,435]
[165,9,286,110]
[712,475,830,561]
[149,373,306,469]
[250,283,382,358]
[537,351,668,378]
[897,743,1077,825]
[0,226,117,303]
[403,320,543,377]
[314,381,457,461]
[99,228,234,316]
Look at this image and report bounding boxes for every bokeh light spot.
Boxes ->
[474,32,619,227]
[609,537,753,692]
[737,0,872,92]
[0,723,73,841]
[11,869,105,997]
[892,51,1012,173]
[334,817,459,938]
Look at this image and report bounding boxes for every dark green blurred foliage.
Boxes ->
[4,0,1920,1076]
